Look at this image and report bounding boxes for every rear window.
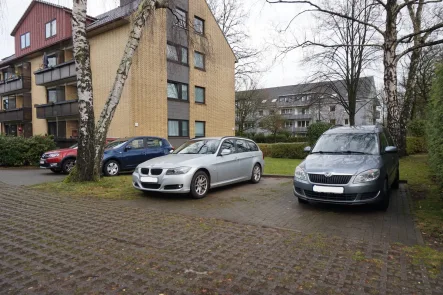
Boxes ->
[236,139,250,153]
[247,141,259,151]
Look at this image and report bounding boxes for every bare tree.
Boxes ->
[259,111,287,142]
[267,0,443,156]
[235,80,263,135]
[207,0,262,83]
[71,0,169,182]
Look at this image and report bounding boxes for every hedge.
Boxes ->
[406,137,427,155]
[241,133,307,144]
[258,143,307,159]
[307,122,333,145]
[0,135,56,167]
[407,119,427,137]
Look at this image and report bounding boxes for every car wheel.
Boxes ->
[190,171,209,199]
[250,163,262,184]
[61,159,76,174]
[377,178,390,211]
[104,160,120,177]
[298,197,309,204]
[50,168,62,174]
[392,167,400,189]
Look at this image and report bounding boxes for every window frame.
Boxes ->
[175,8,188,29]
[194,86,205,104]
[218,139,236,156]
[330,105,336,112]
[167,81,189,101]
[127,138,146,150]
[20,32,30,49]
[194,16,205,34]
[168,119,189,137]
[45,19,57,39]
[195,121,206,138]
[345,118,349,125]
[167,42,188,66]
[194,51,205,70]
[235,139,251,153]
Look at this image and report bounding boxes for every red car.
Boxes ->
[40,138,117,174]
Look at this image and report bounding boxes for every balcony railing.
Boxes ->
[34,60,76,86]
[35,100,79,119]
[285,126,308,133]
[0,76,32,96]
[0,107,32,123]
[282,113,312,120]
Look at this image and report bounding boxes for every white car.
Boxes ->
[132,137,265,198]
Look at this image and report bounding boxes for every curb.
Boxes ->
[263,174,293,179]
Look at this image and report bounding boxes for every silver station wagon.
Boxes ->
[132,137,265,198]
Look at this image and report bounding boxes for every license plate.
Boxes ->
[313,185,344,194]
[40,160,45,165]
[140,176,158,183]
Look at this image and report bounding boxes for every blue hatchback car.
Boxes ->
[102,136,173,176]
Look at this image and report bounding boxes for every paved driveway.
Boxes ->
[0,168,65,186]
[118,178,422,245]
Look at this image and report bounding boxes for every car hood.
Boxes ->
[138,154,209,169]
[301,154,382,175]
[44,148,76,154]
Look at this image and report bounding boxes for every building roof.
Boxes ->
[87,0,141,31]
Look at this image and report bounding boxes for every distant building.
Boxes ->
[236,77,382,136]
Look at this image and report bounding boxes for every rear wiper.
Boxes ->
[342,151,369,155]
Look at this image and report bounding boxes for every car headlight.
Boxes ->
[47,153,59,158]
[166,167,191,175]
[353,169,380,183]
[295,166,308,182]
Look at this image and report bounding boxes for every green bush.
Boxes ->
[407,119,427,137]
[0,135,56,166]
[406,137,427,155]
[427,64,443,190]
[258,143,307,159]
[307,122,333,145]
[242,133,307,144]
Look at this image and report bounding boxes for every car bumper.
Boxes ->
[132,170,196,194]
[39,159,61,169]
[293,178,383,205]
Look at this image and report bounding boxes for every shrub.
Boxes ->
[242,133,307,144]
[0,135,56,166]
[258,143,307,159]
[427,64,443,190]
[407,119,427,137]
[307,122,333,145]
[406,137,427,155]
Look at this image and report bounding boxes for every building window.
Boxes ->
[47,54,58,67]
[330,119,336,125]
[20,32,30,49]
[301,108,307,115]
[167,43,188,65]
[258,110,263,116]
[168,119,189,137]
[195,121,205,137]
[167,81,188,101]
[47,89,58,104]
[195,86,205,103]
[175,8,187,28]
[47,86,65,103]
[330,105,336,112]
[244,122,254,129]
[282,108,292,114]
[194,17,204,34]
[194,51,205,70]
[345,118,349,125]
[285,121,293,128]
[45,19,57,38]
[297,121,309,127]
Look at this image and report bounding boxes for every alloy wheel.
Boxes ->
[253,165,261,182]
[194,175,208,196]
[64,160,75,173]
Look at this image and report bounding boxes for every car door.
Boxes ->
[235,139,254,179]
[379,132,394,181]
[215,139,241,183]
[145,138,167,161]
[121,138,147,169]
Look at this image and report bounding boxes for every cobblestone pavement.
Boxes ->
[119,178,423,245]
[1,182,442,294]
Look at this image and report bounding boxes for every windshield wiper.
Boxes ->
[311,151,343,154]
[342,151,369,155]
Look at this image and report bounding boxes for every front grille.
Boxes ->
[140,168,150,175]
[308,174,352,185]
[141,183,161,189]
[164,185,183,190]
[151,169,163,176]
[304,190,357,201]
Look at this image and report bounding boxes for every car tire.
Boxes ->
[377,178,390,211]
[392,167,400,189]
[190,171,209,199]
[298,197,309,204]
[50,168,62,174]
[250,163,262,184]
[104,160,120,177]
[61,158,76,174]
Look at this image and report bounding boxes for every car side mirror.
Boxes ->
[385,146,397,153]
[304,146,312,153]
[125,145,132,151]
[221,149,232,156]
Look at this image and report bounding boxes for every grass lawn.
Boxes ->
[263,157,302,175]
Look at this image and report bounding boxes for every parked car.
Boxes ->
[102,137,174,176]
[293,125,399,210]
[40,138,117,174]
[132,137,264,199]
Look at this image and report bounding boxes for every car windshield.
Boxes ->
[312,133,378,155]
[106,140,128,149]
[69,143,78,149]
[173,139,221,155]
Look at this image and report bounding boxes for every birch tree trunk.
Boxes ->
[71,0,97,181]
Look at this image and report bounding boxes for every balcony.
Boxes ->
[34,60,76,87]
[282,113,312,120]
[0,76,32,96]
[285,126,308,133]
[35,100,79,119]
[0,108,32,123]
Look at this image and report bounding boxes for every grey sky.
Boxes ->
[0,0,381,88]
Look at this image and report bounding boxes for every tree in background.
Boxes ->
[235,80,263,135]
[259,112,287,142]
[71,0,169,182]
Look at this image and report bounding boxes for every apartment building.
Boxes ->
[0,0,236,147]
[236,77,381,135]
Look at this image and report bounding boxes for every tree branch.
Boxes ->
[396,38,443,60]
